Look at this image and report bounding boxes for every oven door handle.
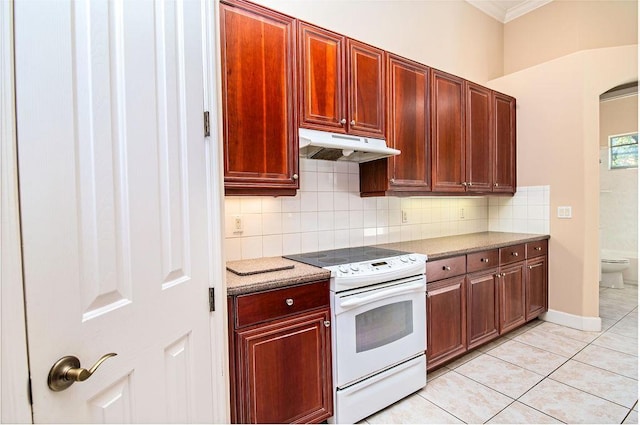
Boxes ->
[339,281,425,309]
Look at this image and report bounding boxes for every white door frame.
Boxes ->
[1,0,32,422]
[0,0,230,422]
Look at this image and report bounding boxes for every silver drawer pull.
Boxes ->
[443,266,451,271]
[324,320,331,328]
[285,298,294,306]
[481,258,489,263]
[535,247,542,251]
[512,252,519,257]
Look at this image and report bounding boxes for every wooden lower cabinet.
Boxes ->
[466,270,499,349]
[426,276,467,371]
[228,281,333,424]
[526,255,548,320]
[498,262,527,334]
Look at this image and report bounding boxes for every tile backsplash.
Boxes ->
[224,158,549,261]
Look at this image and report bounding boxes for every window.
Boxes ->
[609,133,638,169]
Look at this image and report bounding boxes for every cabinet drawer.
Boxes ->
[500,244,526,265]
[526,239,548,258]
[467,250,499,273]
[426,256,466,281]
[235,280,330,328]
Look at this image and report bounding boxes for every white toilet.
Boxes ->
[600,250,630,288]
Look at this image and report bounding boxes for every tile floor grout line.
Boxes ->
[545,375,638,411]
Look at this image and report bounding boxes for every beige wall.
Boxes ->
[488,45,638,319]
[251,0,504,83]
[600,94,638,146]
[505,1,638,75]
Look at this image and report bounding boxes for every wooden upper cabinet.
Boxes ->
[493,92,516,193]
[431,70,465,192]
[299,23,384,138]
[465,82,493,192]
[298,22,345,132]
[347,39,385,137]
[359,54,429,196]
[220,0,298,196]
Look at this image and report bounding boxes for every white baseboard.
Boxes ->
[540,309,602,332]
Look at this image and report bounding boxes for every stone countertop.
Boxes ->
[376,231,549,260]
[225,232,549,295]
[226,256,331,296]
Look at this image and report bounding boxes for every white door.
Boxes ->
[14,0,225,422]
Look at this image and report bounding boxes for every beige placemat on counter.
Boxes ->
[226,258,295,276]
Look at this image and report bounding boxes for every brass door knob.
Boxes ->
[48,353,117,391]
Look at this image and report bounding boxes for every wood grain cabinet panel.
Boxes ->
[228,280,333,424]
[493,91,516,193]
[298,22,345,132]
[426,276,467,371]
[360,54,430,196]
[220,0,298,196]
[431,70,466,193]
[467,270,499,349]
[498,262,527,334]
[465,82,493,192]
[526,255,548,320]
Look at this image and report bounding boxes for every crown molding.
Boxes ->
[466,0,553,23]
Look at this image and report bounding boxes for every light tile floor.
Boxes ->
[363,284,639,424]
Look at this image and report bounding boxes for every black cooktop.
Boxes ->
[284,246,408,268]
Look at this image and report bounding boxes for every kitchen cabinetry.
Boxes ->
[426,239,548,371]
[465,82,493,192]
[525,240,548,320]
[220,0,298,196]
[493,92,517,193]
[299,22,385,138]
[431,70,466,193]
[228,280,333,424]
[465,250,500,349]
[426,256,467,370]
[360,54,430,196]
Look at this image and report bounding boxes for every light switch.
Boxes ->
[557,206,572,219]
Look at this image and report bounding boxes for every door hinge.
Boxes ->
[204,111,210,137]
[209,287,215,312]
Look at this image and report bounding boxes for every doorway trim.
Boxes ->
[1,0,32,422]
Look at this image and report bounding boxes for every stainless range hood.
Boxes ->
[299,128,400,163]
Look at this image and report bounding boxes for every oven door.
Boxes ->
[333,275,426,388]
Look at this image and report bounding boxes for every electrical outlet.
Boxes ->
[401,210,409,224]
[233,215,243,233]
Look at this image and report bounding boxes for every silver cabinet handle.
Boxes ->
[468,182,473,187]
[292,174,298,180]
[512,252,519,257]
[481,258,489,263]
[340,118,346,125]
[48,353,117,391]
[285,298,294,306]
[535,247,542,251]
[442,266,451,271]
[462,182,468,187]
[324,320,331,328]
[350,120,355,125]
[494,183,499,187]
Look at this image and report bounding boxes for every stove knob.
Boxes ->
[409,254,417,262]
[350,263,360,272]
[338,265,348,274]
[400,256,409,263]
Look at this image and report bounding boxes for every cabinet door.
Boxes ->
[235,309,333,424]
[493,92,516,193]
[220,0,298,196]
[347,39,385,137]
[498,262,526,334]
[526,255,548,320]
[465,82,493,192]
[467,271,499,349]
[299,23,346,132]
[387,54,430,191]
[431,70,465,192]
[426,276,467,370]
